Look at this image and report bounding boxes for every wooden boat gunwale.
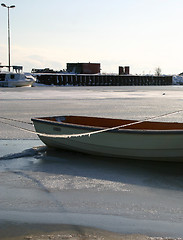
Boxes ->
[31,115,183,135]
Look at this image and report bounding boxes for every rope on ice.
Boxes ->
[0,117,33,125]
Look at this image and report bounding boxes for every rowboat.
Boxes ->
[31,115,183,161]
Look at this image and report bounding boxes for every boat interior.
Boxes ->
[35,116,183,130]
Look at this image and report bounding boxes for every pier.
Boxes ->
[35,74,173,86]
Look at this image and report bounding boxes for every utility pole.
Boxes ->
[1,3,15,71]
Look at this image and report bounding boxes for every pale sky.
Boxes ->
[0,0,183,74]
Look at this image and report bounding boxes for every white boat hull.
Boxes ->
[32,116,183,162]
[0,72,35,87]
[0,80,34,87]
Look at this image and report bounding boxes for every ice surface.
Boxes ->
[1,86,183,237]
[0,140,183,237]
[1,85,183,139]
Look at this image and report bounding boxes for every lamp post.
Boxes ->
[1,3,15,71]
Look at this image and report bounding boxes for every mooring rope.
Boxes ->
[0,109,183,139]
[0,119,36,134]
[0,117,33,125]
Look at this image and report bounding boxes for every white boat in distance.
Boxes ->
[0,66,36,87]
[32,115,183,162]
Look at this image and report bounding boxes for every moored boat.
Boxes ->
[31,115,183,161]
[0,66,36,87]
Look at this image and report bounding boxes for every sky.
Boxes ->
[0,0,183,75]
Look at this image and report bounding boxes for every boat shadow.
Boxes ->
[35,146,183,192]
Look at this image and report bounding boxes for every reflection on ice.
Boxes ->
[0,141,183,192]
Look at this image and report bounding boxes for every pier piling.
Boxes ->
[36,74,173,86]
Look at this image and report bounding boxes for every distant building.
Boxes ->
[67,63,100,74]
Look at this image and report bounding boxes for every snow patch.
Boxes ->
[0,146,46,160]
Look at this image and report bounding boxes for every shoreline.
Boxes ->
[0,222,180,240]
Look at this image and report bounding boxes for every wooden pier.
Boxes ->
[36,74,173,86]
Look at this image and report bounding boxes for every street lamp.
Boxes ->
[1,3,15,71]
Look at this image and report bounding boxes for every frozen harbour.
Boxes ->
[1,86,183,239]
